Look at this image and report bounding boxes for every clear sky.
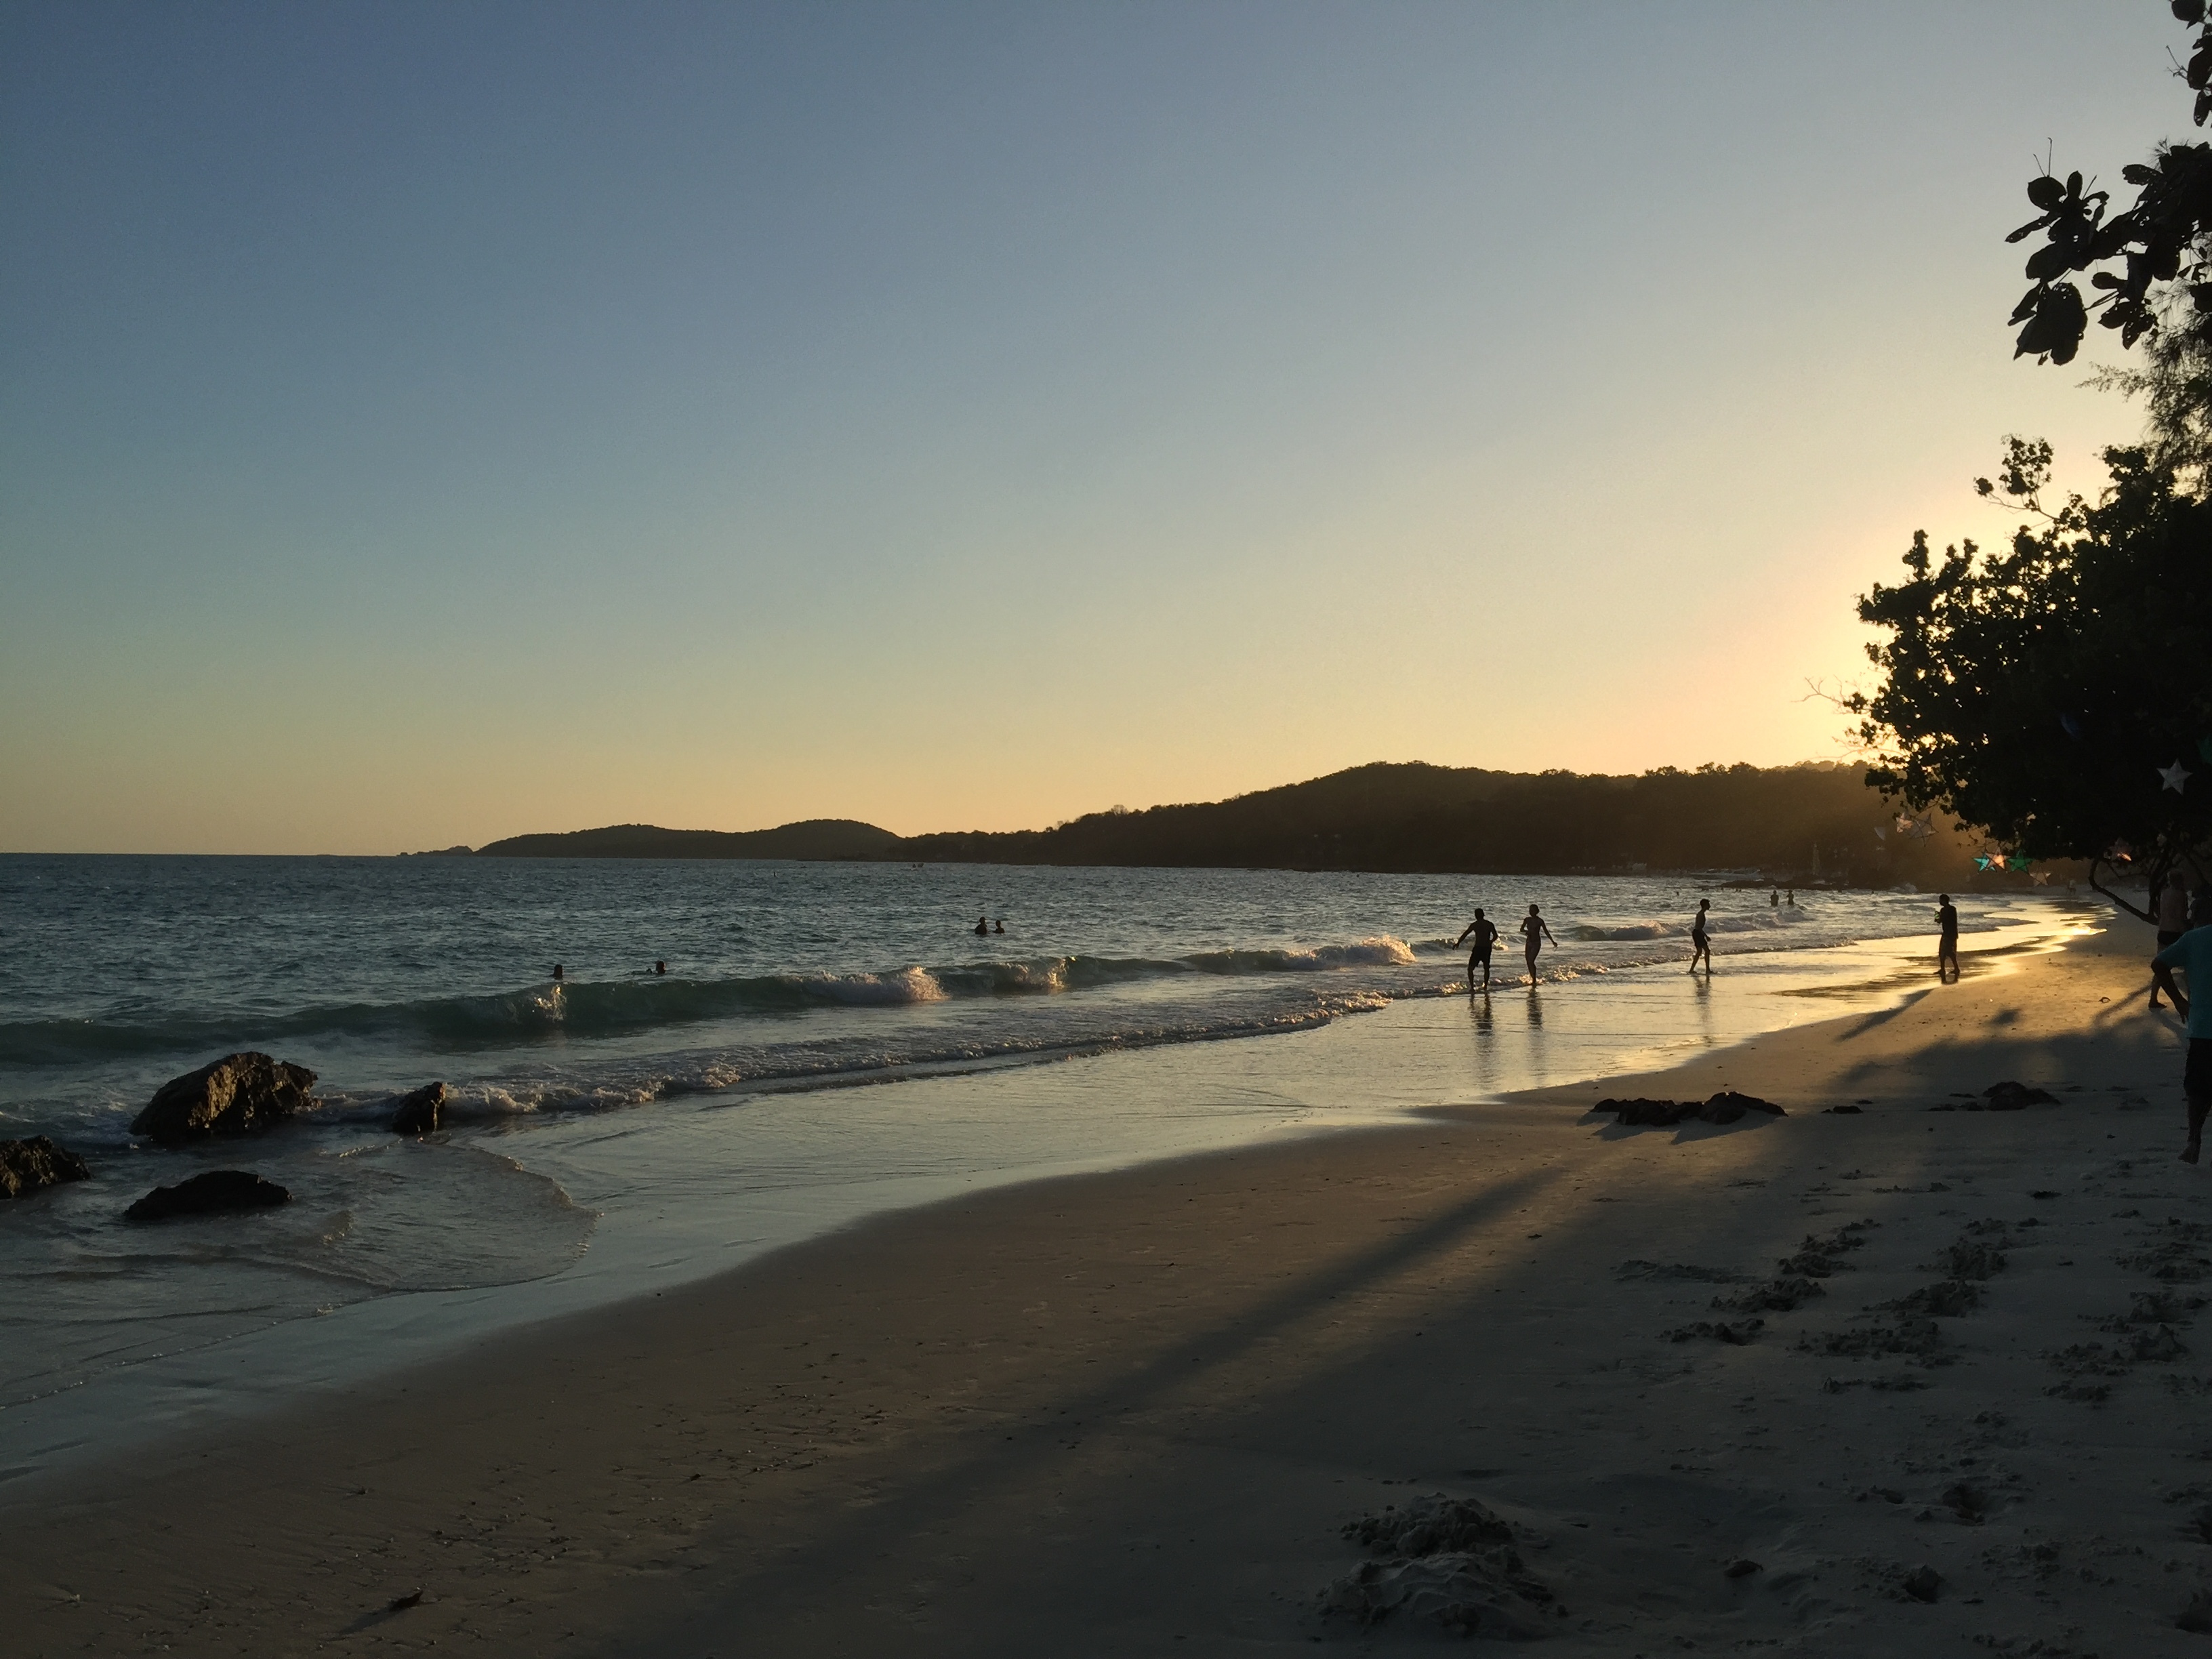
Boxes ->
[0,2,2183,853]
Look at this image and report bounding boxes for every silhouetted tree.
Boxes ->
[1849,439,2212,917]
[2009,3,2212,477]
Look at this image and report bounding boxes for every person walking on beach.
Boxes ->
[1519,904,1556,983]
[1936,895,1960,983]
[1689,899,1713,973]
[2150,930,2212,1161]
[1456,909,1501,991]
[2154,872,2192,1010]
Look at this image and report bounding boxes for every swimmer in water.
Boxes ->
[974,916,989,937]
[1519,904,1556,982]
[1454,908,1500,991]
[552,964,563,982]
[994,919,1005,935]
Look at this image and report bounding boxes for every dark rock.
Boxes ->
[130,1053,316,1143]
[1826,1103,1865,1114]
[1901,1565,1942,1603]
[1,1136,90,1198]
[1701,1090,1785,1122]
[125,1170,292,1222]
[1602,1090,1786,1128]
[2181,1592,2212,1634]
[1723,1559,1761,1578]
[1984,1080,2057,1110]
[390,1082,447,1136]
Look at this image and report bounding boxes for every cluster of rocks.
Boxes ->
[5,1051,452,1224]
[1599,1090,1786,1127]
[1319,1495,1561,1638]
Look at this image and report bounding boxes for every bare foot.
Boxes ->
[2185,1142,2202,1165]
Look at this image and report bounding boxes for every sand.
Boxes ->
[8,915,2211,1656]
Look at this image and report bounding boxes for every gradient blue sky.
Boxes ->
[0,2,2182,852]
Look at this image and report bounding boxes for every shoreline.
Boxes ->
[0,909,2075,1479]
[13,912,2209,1655]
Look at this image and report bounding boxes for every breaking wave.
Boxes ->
[0,937,1424,1065]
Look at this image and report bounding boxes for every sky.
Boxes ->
[0,2,2187,853]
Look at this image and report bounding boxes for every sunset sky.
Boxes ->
[0,2,2180,853]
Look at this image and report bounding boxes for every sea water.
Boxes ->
[0,855,2086,1467]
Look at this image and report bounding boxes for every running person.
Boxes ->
[1688,899,1713,973]
[1455,909,1501,991]
[2152,924,2212,1161]
[1936,894,1960,982]
[1519,904,1557,983]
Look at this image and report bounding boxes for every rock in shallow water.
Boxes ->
[125,1170,292,1222]
[389,1082,447,1136]
[130,1052,317,1143]
[0,1136,91,1199]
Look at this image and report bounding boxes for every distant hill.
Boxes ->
[455,763,2048,886]
[472,819,901,861]
[899,761,1990,884]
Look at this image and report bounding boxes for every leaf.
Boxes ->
[2026,242,2077,281]
[2027,175,2066,210]
[2066,171,2084,198]
[2124,163,2158,186]
[2175,0,2206,26]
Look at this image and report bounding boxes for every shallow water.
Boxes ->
[0,855,2087,1460]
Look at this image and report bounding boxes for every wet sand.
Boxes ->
[9,915,2209,1656]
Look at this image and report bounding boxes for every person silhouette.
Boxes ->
[1689,899,1713,973]
[1936,894,1960,982]
[973,915,989,937]
[1519,904,1557,982]
[1455,908,1501,991]
[993,919,1005,935]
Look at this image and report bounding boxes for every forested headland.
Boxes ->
[462,761,2016,886]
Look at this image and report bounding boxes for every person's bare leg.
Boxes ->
[2185,1092,2208,1164]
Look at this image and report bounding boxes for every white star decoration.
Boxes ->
[2161,759,2193,794]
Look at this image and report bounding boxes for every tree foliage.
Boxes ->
[1849,439,2212,914]
[2009,3,2212,380]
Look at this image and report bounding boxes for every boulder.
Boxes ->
[125,1170,291,1222]
[1600,1090,1785,1127]
[130,1053,316,1143]
[389,1082,447,1136]
[1,1136,91,1199]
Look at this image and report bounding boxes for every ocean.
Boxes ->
[0,854,2085,1468]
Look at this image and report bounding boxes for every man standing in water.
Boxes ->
[1688,899,1713,973]
[1936,894,1960,982]
[2151,929,2212,1161]
[1519,904,1557,983]
[1456,909,1501,991]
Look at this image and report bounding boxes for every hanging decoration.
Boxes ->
[2160,759,2192,794]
